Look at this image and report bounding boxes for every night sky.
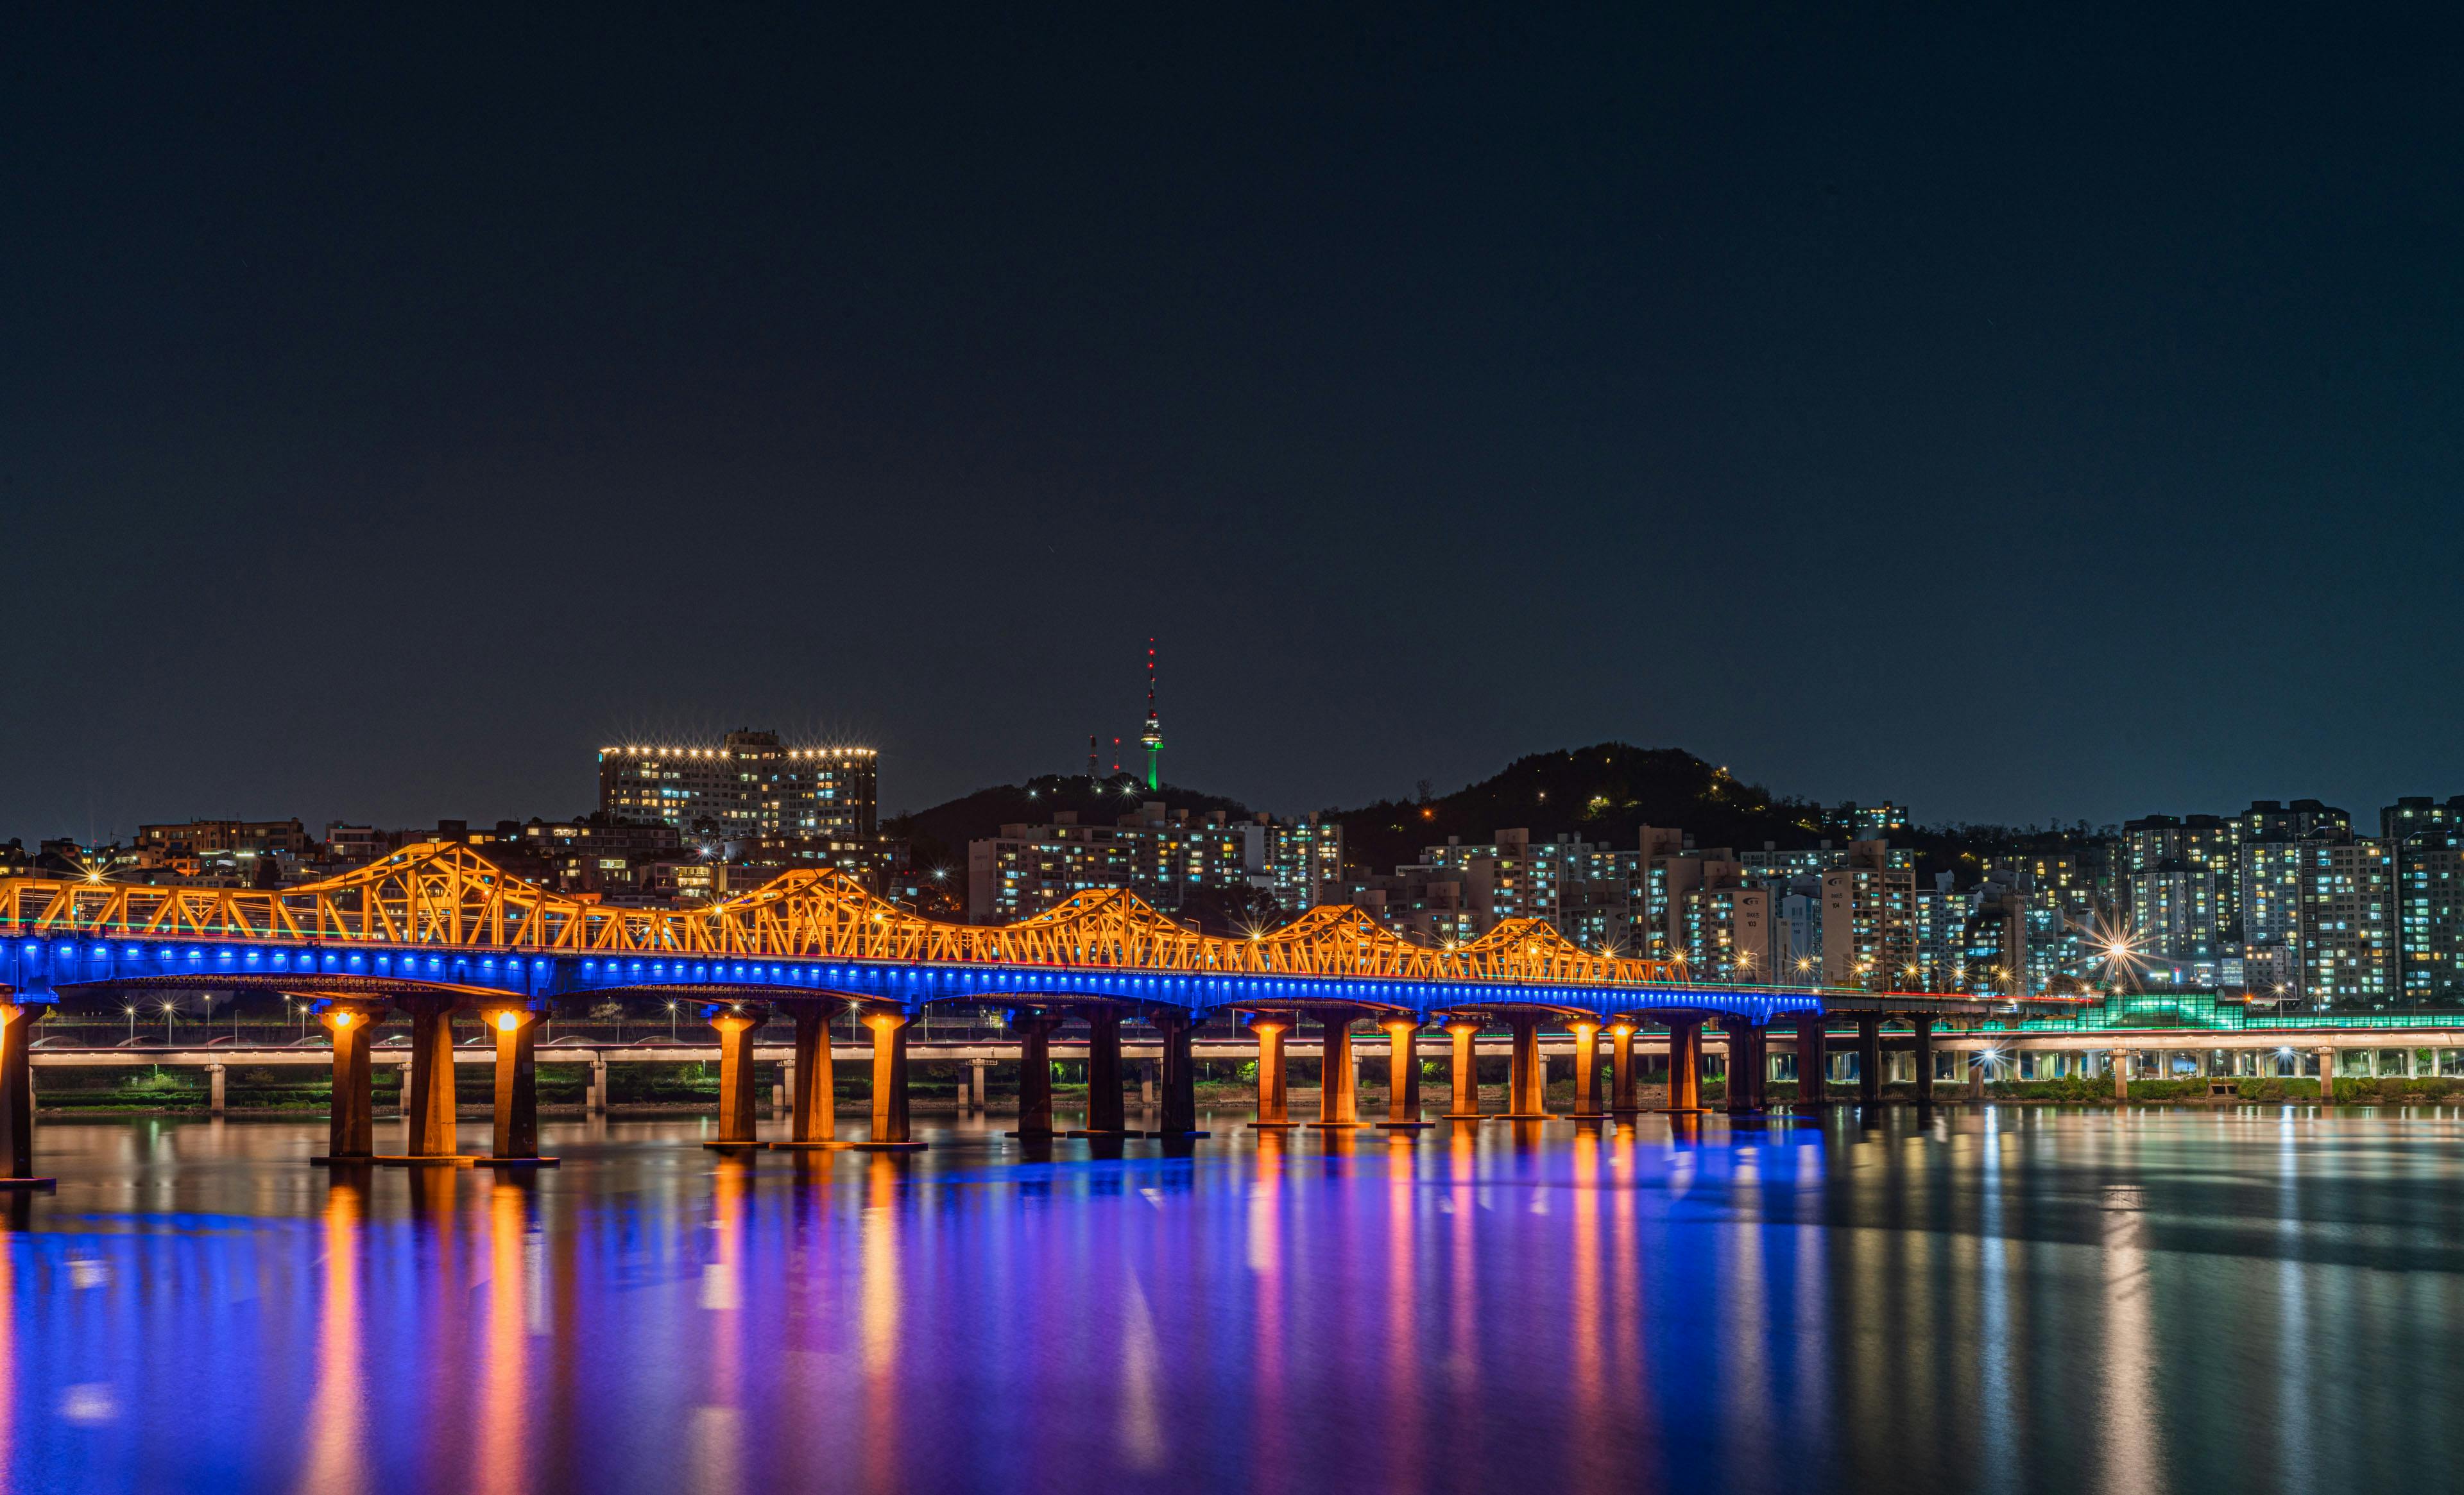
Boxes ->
[5,6,2460,840]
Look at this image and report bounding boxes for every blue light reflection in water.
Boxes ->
[0,1107,2460,1492]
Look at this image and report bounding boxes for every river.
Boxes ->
[0,1104,2454,1492]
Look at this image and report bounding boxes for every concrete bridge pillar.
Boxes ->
[2317,1046,2337,1105]
[1077,1007,1128,1137]
[787,1004,836,1145]
[2114,1048,2133,1102]
[1503,1013,1548,1119]
[1379,1018,1428,1130]
[208,1063,227,1116]
[970,1059,991,1111]
[1795,1014,1829,1107]
[588,1055,608,1115]
[0,1002,44,1186]
[1248,1013,1294,1128]
[400,994,465,1161]
[1911,1016,1937,1106]
[317,1000,386,1161]
[1570,1016,1603,1118]
[1722,1018,1759,1116]
[483,1005,545,1162]
[1006,1008,1062,1139]
[1659,1018,1705,1115]
[1150,1009,1202,1137]
[857,1008,925,1150]
[1857,1016,1883,1104]
[1442,1019,1483,1118]
[1312,1011,1360,1129]
[706,1005,766,1149]
[1609,1019,1639,1115]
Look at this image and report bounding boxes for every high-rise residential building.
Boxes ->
[1848,801,1909,838]
[1962,879,2029,997]
[2299,840,2392,1006]
[2395,827,2464,1004]
[1410,829,1643,952]
[2381,795,2464,841]
[2230,800,2352,1002]
[1821,840,1914,989]
[1775,882,1824,984]
[968,805,1339,923]
[597,732,878,840]
[1681,883,1772,982]
[1349,864,1482,946]
[135,819,314,859]
[2022,850,2112,917]
[2127,865,2220,967]
[1910,874,1967,992]
[2244,798,2352,845]
[2124,813,2241,939]
[1640,825,1740,962]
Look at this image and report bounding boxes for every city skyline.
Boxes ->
[10,717,2463,850]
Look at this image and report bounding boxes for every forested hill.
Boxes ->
[887,744,2107,892]
[1334,744,1830,873]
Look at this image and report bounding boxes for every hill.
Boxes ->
[1335,744,1831,872]
[884,773,1256,876]
[889,744,2112,893]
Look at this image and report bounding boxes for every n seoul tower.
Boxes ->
[1139,639,1163,790]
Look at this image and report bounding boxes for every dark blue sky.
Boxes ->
[3,5,2458,839]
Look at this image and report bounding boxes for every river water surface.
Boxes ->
[0,1105,2458,1493]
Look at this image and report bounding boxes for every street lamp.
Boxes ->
[160,999,178,1043]
[667,1000,679,1043]
[124,1005,137,1043]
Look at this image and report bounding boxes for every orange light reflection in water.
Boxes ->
[475,1182,530,1495]
[1249,1128,1287,1495]
[296,1177,367,1495]
[861,1154,902,1494]
[1385,1132,1421,1491]
[1569,1125,1607,1495]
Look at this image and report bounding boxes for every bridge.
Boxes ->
[0,841,2033,1180]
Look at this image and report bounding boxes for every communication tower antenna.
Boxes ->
[1139,640,1163,791]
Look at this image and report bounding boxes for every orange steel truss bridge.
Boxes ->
[0,841,2008,1023]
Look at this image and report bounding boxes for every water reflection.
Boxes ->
[0,1111,2455,1492]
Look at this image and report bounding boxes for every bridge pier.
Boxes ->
[856,1008,925,1151]
[1609,1018,1639,1115]
[481,1005,552,1165]
[1248,1014,1295,1128]
[1659,1018,1704,1114]
[1005,1008,1061,1139]
[1723,1018,1759,1116]
[1148,1009,1203,1136]
[0,1003,46,1188]
[1442,1018,1483,1118]
[776,1003,839,1148]
[1074,1007,1129,1137]
[315,1000,387,1161]
[1570,1016,1602,1119]
[1503,1013,1547,1119]
[397,994,466,1162]
[1378,1017,1427,1130]
[704,1005,766,1150]
[1911,1016,1936,1107]
[1311,1011,1361,1129]
[1857,1016,1883,1104]
[1794,1014,1829,1107]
